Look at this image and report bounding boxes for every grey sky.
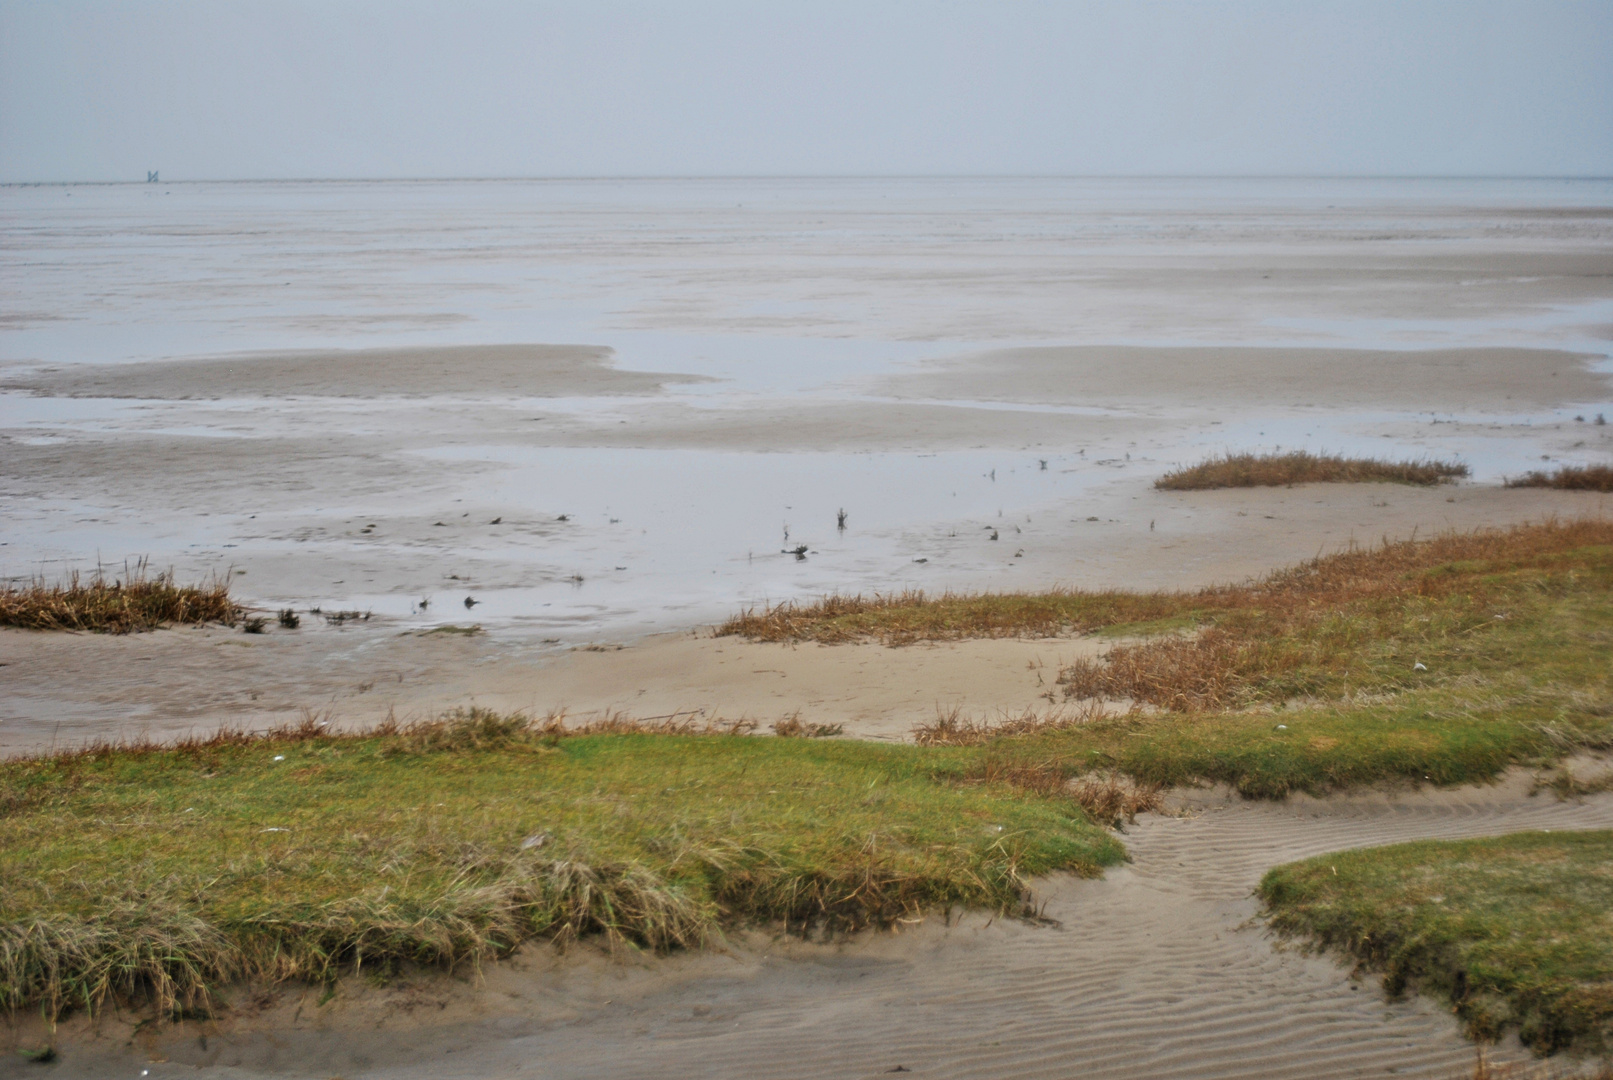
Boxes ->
[2,0,1610,182]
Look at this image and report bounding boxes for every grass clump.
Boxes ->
[1260,831,1613,1056]
[0,566,239,633]
[1506,464,1613,493]
[0,711,1122,1020]
[1156,450,1468,490]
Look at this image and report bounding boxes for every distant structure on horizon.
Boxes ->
[146,171,158,182]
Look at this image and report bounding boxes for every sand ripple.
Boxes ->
[36,777,1613,1079]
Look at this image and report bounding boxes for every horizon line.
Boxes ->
[5,172,1613,187]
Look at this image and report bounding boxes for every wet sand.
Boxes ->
[3,484,1605,757]
[15,768,1612,1080]
[887,345,1609,410]
[0,344,712,400]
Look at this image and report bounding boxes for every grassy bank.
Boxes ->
[1155,450,1468,490]
[720,518,1613,652]
[1506,464,1613,493]
[0,568,238,633]
[0,713,1122,1019]
[736,520,1613,797]
[1260,831,1613,1056]
[1055,518,1613,713]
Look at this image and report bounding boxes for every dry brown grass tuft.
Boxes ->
[381,708,761,753]
[0,564,239,633]
[1067,772,1166,826]
[772,713,844,738]
[1156,450,1469,490]
[1505,464,1613,493]
[912,703,1113,747]
[1058,627,1275,712]
[952,754,1162,827]
[10,709,761,771]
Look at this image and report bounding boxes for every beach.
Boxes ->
[3,177,1613,1077]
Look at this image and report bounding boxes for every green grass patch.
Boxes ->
[1259,831,1613,1056]
[959,699,1608,800]
[0,715,1122,1019]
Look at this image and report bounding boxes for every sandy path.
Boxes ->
[23,773,1612,1080]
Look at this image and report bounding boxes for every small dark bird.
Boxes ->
[464,596,478,609]
[989,530,999,541]
[418,597,430,610]
[556,514,570,522]
[490,517,502,524]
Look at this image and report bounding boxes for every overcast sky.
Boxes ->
[2,0,1610,182]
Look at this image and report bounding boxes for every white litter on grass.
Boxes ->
[520,832,550,850]
[262,827,289,833]
[273,755,285,761]
[1413,662,1428,671]
[1276,724,1288,730]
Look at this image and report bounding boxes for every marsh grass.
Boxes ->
[718,588,1197,645]
[1261,831,1613,1056]
[761,520,1613,799]
[0,565,238,633]
[1155,450,1469,490]
[1057,518,1613,712]
[1505,464,1613,493]
[720,519,1613,652]
[0,711,1122,1020]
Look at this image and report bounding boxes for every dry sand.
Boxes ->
[15,769,1612,1080]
